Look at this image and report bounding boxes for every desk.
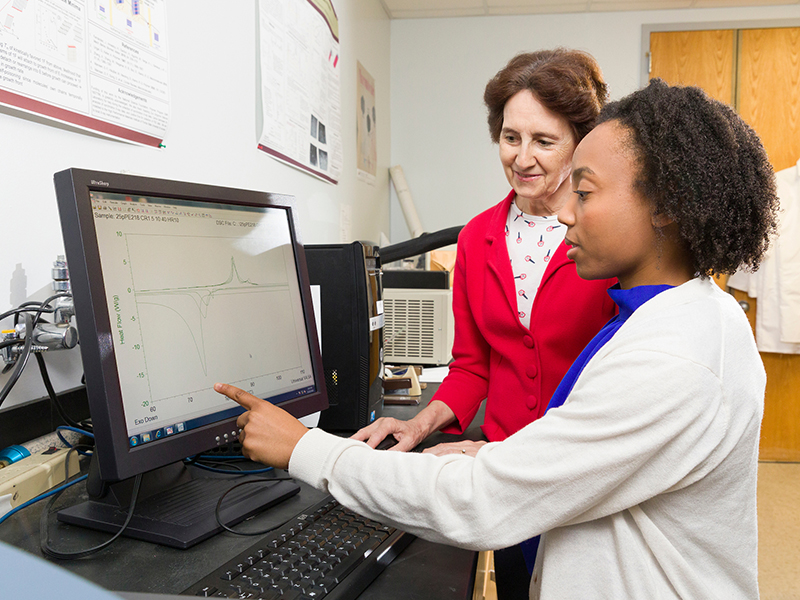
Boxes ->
[0,384,482,599]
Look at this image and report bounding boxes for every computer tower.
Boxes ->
[305,242,384,432]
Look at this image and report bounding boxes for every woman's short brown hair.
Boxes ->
[484,48,608,143]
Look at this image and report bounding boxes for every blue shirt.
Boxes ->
[545,284,674,413]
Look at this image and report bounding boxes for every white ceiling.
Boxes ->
[380,0,799,18]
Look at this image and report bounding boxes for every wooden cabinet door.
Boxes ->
[650,27,800,461]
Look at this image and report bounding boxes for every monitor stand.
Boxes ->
[57,454,300,549]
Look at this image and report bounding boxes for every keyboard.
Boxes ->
[183,495,415,599]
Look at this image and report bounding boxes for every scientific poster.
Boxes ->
[0,0,170,147]
[257,0,342,184]
[356,61,376,185]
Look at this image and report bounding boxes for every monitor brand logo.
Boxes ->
[91,180,110,186]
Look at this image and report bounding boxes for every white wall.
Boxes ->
[388,5,800,244]
[0,0,391,410]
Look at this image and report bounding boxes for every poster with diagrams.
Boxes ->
[356,61,376,184]
[257,0,342,184]
[0,0,169,147]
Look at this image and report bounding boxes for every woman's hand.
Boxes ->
[351,400,459,452]
[214,383,308,470]
[350,416,428,452]
[422,440,487,457]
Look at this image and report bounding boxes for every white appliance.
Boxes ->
[383,288,454,366]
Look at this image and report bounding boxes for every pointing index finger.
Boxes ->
[214,383,259,410]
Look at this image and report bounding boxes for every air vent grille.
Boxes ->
[384,298,436,360]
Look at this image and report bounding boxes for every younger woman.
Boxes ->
[216,80,778,599]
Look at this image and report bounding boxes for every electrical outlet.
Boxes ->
[0,449,80,512]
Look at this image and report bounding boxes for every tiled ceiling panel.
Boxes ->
[380,0,799,17]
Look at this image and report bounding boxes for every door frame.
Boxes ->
[640,19,800,87]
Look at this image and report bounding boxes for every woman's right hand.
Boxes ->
[350,400,458,452]
[350,416,427,452]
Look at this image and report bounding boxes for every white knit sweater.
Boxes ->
[290,278,764,599]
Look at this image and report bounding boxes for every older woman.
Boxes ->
[356,49,616,452]
[356,48,618,597]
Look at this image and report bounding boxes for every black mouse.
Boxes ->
[375,435,399,450]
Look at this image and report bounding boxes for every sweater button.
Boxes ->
[526,364,538,378]
[526,394,537,409]
[523,335,534,348]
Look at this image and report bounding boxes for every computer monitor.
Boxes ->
[52,168,328,548]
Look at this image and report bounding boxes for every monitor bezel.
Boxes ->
[54,168,328,482]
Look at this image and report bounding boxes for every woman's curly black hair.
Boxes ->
[598,78,779,277]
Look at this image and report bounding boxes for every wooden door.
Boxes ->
[737,28,800,461]
[738,28,800,172]
[649,30,735,104]
[650,28,800,461]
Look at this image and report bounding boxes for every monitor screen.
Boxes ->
[54,169,328,484]
[90,190,317,448]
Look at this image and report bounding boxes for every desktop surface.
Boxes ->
[0,384,481,599]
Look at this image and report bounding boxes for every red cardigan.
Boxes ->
[434,191,617,441]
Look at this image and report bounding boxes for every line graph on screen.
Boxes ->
[124,233,303,403]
